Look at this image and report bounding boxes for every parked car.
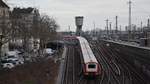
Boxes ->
[44,48,55,56]
[3,51,24,65]
[14,50,24,55]
[6,55,19,60]
[6,57,24,65]
[4,51,19,58]
[1,60,15,69]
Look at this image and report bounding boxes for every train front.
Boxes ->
[83,62,101,77]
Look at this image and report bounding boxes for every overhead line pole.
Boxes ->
[109,22,112,39]
[141,21,143,32]
[68,25,71,35]
[109,22,112,35]
[128,0,132,41]
[93,21,96,36]
[147,18,150,28]
[105,19,109,39]
[116,16,118,34]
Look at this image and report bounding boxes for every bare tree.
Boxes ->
[31,15,59,50]
[0,12,12,57]
[11,11,32,52]
[11,8,59,55]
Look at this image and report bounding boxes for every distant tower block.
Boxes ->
[75,16,84,36]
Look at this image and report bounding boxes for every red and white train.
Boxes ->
[63,36,77,41]
[77,36,102,77]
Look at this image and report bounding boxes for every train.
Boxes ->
[77,36,101,77]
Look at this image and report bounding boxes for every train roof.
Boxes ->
[77,36,98,63]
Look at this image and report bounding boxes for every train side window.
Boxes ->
[88,64,96,68]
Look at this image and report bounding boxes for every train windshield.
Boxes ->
[88,64,96,68]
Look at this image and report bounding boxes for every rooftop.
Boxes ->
[0,0,9,8]
[12,7,34,14]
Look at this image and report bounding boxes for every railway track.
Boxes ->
[62,46,75,84]
[91,41,121,84]
[104,45,133,84]
[76,44,103,84]
[91,43,110,84]
[107,44,149,84]
[91,41,140,84]
[62,38,148,84]
[62,43,104,84]
[95,40,149,84]
[98,42,132,84]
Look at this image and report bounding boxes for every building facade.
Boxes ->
[0,0,10,56]
[11,7,40,52]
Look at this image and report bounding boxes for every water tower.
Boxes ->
[75,16,84,36]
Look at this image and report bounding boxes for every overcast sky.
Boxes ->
[6,0,150,31]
